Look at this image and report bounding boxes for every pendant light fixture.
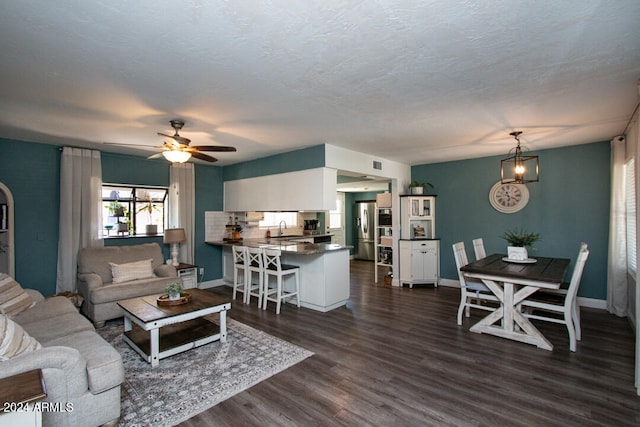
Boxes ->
[500,131,539,184]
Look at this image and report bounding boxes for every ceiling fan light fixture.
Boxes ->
[162,150,191,163]
[500,131,539,184]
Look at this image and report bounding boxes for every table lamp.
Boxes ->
[164,228,186,266]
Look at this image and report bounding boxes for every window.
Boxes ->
[259,212,298,229]
[625,159,637,276]
[102,184,168,237]
[329,197,342,229]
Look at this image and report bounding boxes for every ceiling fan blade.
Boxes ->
[147,152,164,159]
[190,151,218,162]
[190,145,237,152]
[157,132,191,144]
[104,142,153,148]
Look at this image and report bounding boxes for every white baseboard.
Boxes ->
[438,278,459,288]
[197,279,228,289]
[436,279,607,310]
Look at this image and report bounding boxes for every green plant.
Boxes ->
[136,200,160,222]
[408,180,434,190]
[108,201,126,218]
[501,229,540,248]
[165,282,183,296]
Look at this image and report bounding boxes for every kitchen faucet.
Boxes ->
[279,220,287,237]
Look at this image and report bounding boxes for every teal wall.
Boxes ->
[223,145,325,181]
[0,137,611,301]
[412,141,610,300]
[0,139,60,295]
[194,164,224,280]
[0,138,224,296]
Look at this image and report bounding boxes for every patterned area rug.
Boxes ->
[98,318,313,427]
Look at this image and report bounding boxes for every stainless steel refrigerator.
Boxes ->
[354,201,375,260]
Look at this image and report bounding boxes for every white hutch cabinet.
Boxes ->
[399,195,439,287]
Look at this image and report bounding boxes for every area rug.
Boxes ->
[97,318,313,427]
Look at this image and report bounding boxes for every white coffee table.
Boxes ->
[117,289,231,367]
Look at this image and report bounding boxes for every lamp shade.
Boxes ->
[164,228,186,244]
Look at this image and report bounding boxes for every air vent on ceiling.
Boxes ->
[373,160,382,170]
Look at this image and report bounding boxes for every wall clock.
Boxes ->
[489,181,529,213]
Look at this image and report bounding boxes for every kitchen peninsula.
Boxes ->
[207,238,351,312]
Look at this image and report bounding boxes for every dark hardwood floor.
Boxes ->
[180,260,640,426]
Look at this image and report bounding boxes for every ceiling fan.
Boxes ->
[105,119,236,163]
[151,119,236,163]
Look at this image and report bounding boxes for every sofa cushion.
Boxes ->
[110,258,155,283]
[0,314,41,360]
[45,330,124,394]
[78,243,165,284]
[12,296,77,326]
[90,276,177,305]
[21,312,95,343]
[0,273,35,318]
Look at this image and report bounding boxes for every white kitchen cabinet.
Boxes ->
[399,195,439,287]
[399,240,439,288]
[400,195,435,239]
[224,167,337,212]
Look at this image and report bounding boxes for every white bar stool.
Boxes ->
[262,248,300,314]
[246,246,265,307]
[231,245,248,303]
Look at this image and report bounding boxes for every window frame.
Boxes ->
[101,184,168,238]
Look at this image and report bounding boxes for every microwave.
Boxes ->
[378,213,392,226]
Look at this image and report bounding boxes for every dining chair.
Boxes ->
[452,242,499,325]
[231,245,248,303]
[520,244,589,352]
[534,242,588,341]
[472,238,486,260]
[263,248,300,314]
[246,246,265,307]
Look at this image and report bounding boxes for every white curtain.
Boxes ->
[56,147,103,293]
[607,136,628,316]
[169,163,195,264]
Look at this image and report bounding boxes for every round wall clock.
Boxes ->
[489,181,529,213]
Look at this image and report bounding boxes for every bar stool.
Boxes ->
[231,245,248,303]
[246,246,265,307]
[262,248,300,314]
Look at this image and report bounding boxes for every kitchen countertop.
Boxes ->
[206,237,350,255]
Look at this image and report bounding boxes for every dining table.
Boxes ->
[460,253,570,350]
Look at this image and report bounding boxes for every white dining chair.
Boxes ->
[231,245,248,303]
[263,248,300,314]
[453,242,498,325]
[472,238,486,260]
[533,242,588,341]
[246,246,265,307]
[520,244,589,352]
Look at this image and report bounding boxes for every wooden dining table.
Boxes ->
[460,253,570,350]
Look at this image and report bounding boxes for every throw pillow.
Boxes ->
[0,314,42,361]
[110,259,155,283]
[0,273,35,318]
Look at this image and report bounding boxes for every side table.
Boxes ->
[0,369,47,427]
[176,263,198,289]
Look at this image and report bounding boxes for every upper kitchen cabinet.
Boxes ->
[224,168,338,212]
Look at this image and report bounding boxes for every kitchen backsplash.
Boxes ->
[205,211,317,241]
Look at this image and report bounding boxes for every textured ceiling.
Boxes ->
[1,1,639,167]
